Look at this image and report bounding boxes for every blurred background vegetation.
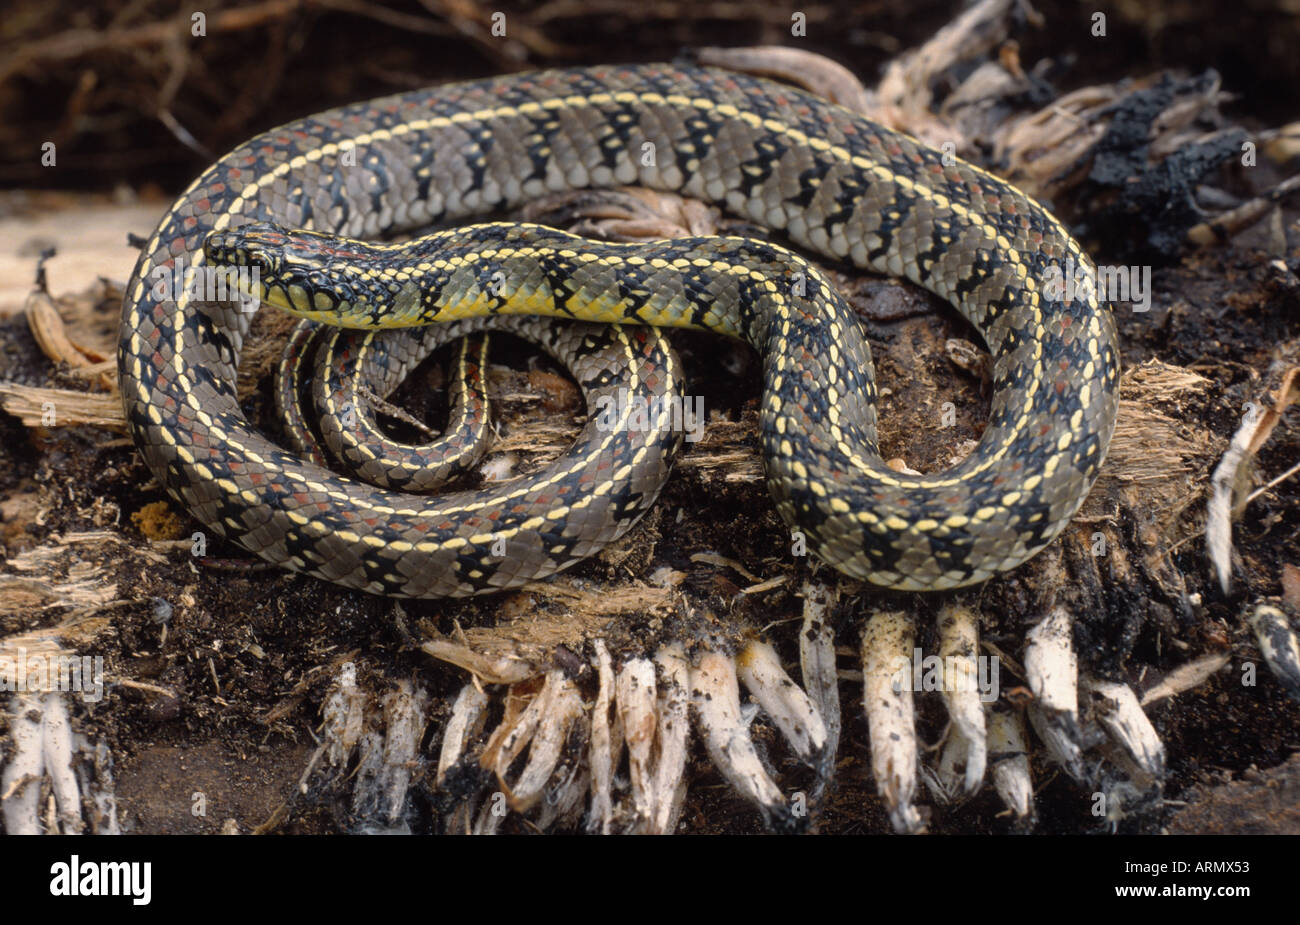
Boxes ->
[2,0,1299,193]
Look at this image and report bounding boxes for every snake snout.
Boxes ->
[202,231,239,265]
[203,223,291,270]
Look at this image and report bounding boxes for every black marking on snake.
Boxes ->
[594,123,628,170]
[533,251,582,318]
[815,166,870,233]
[866,188,918,263]
[286,187,316,231]
[196,317,238,371]
[460,121,496,194]
[520,113,560,185]
[678,112,727,165]
[726,273,769,340]
[413,156,435,208]
[597,105,648,174]
[320,173,354,233]
[913,218,956,280]
[358,151,394,219]
[735,135,790,200]
[785,165,827,210]
[616,277,657,322]
[954,248,1000,304]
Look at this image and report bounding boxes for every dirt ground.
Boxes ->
[1,0,1299,835]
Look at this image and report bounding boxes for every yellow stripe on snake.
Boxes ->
[118,64,1120,598]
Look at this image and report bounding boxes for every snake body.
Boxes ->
[119,63,1120,597]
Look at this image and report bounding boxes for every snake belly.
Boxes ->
[118,63,1121,597]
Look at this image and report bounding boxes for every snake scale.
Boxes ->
[118,63,1121,598]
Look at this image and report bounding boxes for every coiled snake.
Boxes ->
[118,64,1120,598]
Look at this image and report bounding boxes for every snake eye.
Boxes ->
[247,253,273,277]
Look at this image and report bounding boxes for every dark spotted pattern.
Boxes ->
[120,64,1120,595]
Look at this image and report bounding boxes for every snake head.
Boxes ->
[203,222,290,278]
[203,223,365,318]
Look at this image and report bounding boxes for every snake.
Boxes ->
[118,63,1121,598]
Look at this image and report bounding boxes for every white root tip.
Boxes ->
[736,638,829,763]
[1085,679,1166,778]
[1249,603,1300,702]
[986,705,1035,822]
[691,650,797,831]
[861,610,924,834]
[936,604,987,795]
